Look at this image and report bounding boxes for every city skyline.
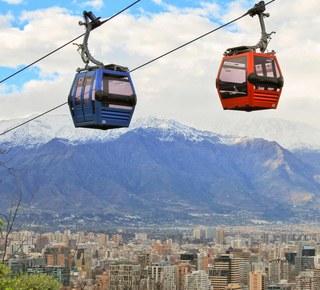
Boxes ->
[3,223,320,289]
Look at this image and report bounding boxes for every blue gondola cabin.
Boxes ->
[68,65,137,130]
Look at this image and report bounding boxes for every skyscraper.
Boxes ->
[233,249,251,286]
[104,261,141,289]
[44,245,71,267]
[193,228,201,240]
[262,233,269,245]
[295,243,316,273]
[280,233,288,244]
[147,261,176,290]
[268,258,290,284]
[216,228,225,245]
[209,254,240,289]
[249,270,266,290]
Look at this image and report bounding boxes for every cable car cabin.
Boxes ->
[68,67,137,130]
[216,51,284,111]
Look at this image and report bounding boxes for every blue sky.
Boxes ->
[0,0,319,132]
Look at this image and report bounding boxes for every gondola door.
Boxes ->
[73,71,95,124]
[73,73,86,123]
[82,71,95,122]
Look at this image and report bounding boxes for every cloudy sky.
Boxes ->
[0,0,319,132]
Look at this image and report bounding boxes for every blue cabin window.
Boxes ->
[109,78,133,96]
[83,75,93,104]
[75,76,84,106]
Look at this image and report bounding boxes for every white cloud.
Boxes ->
[0,7,82,70]
[0,11,14,28]
[1,0,23,4]
[80,0,104,11]
[0,0,320,132]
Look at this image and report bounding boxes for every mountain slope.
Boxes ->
[1,122,320,223]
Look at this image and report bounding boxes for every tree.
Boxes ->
[0,179,37,263]
[0,219,3,235]
[0,148,37,263]
[0,148,19,183]
[0,263,62,290]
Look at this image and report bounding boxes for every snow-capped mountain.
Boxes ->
[0,115,235,149]
[0,114,320,151]
[1,114,320,223]
[203,115,320,152]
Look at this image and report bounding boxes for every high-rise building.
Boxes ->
[216,228,225,245]
[104,261,141,289]
[292,269,320,289]
[233,249,251,286]
[280,233,288,244]
[137,253,151,270]
[184,270,211,290]
[295,244,315,273]
[268,258,290,284]
[44,245,71,267]
[209,254,240,289]
[112,234,122,247]
[175,263,191,290]
[285,252,297,265]
[313,268,320,289]
[295,271,313,290]
[262,233,269,245]
[193,228,202,240]
[8,241,28,257]
[75,248,92,272]
[147,261,176,290]
[96,234,106,246]
[249,270,266,290]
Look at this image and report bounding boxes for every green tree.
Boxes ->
[0,263,62,290]
[0,219,3,234]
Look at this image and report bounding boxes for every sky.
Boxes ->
[0,0,319,132]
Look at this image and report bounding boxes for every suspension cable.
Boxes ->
[0,0,275,136]
[0,103,67,136]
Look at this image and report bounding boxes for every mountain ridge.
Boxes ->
[1,115,320,225]
[1,114,320,151]
[1,121,320,224]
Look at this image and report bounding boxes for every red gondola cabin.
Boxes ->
[216,50,284,112]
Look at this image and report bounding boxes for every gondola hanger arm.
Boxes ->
[75,11,105,71]
[224,1,276,56]
[247,1,275,53]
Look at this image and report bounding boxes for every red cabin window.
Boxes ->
[218,56,247,99]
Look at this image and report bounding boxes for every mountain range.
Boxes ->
[0,114,320,227]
